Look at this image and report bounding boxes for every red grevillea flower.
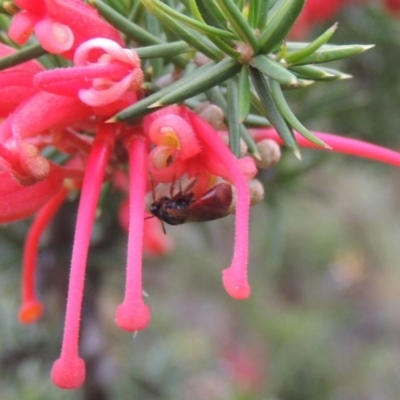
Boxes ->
[0,39,145,387]
[187,111,253,299]
[0,38,143,185]
[34,38,143,107]
[0,163,66,223]
[0,43,43,118]
[19,185,69,323]
[51,123,116,388]
[8,0,122,58]
[114,135,151,333]
[144,105,257,299]
[2,0,396,392]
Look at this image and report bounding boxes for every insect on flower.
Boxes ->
[150,181,233,225]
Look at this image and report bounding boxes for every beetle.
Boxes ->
[150,182,233,225]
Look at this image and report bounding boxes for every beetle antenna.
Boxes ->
[183,175,198,193]
[149,172,156,202]
[161,221,166,234]
[170,171,177,197]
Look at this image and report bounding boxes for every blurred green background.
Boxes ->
[3,3,400,400]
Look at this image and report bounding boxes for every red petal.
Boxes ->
[0,164,64,223]
[46,0,123,59]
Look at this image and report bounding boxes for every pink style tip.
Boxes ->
[18,300,44,324]
[115,301,151,332]
[51,356,86,389]
[222,267,251,300]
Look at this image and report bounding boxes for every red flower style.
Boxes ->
[8,0,122,58]
[249,128,400,169]
[0,42,69,218]
[115,173,174,257]
[0,43,43,118]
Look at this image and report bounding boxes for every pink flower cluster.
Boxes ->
[2,0,400,392]
[0,0,259,389]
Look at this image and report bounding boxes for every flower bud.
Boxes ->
[248,179,265,207]
[254,139,281,169]
[196,102,226,131]
[228,179,264,213]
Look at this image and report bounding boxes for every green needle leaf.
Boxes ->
[239,124,261,159]
[249,67,300,157]
[289,65,335,80]
[256,0,269,29]
[216,0,259,52]
[290,65,351,81]
[154,58,241,107]
[181,1,241,60]
[206,35,241,59]
[141,0,223,60]
[205,86,227,111]
[293,44,374,65]
[251,54,298,86]
[115,59,241,121]
[147,0,237,39]
[250,88,267,116]
[285,23,338,64]
[247,0,268,29]
[180,1,240,58]
[238,67,251,122]
[0,44,46,71]
[107,0,125,14]
[189,0,204,22]
[204,74,258,158]
[91,0,162,45]
[90,0,187,67]
[227,78,241,156]
[244,113,271,127]
[315,67,352,80]
[258,0,305,53]
[136,41,190,59]
[114,61,218,121]
[145,11,163,77]
[281,79,314,89]
[195,0,228,29]
[269,79,330,148]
